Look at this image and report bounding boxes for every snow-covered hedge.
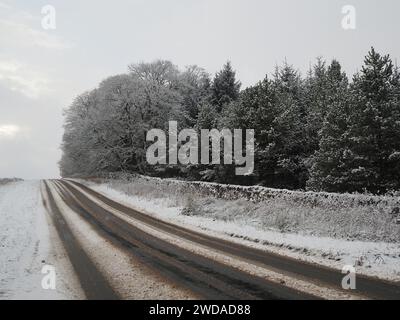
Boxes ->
[87,172,400,242]
[96,172,400,210]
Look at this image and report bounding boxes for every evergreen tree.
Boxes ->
[210,61,241,112]
[345,48,400,193]
[309,48,400,193]
[307,87,350,191]
[303,58,328,154]
[238,77,282,186]
[307,60,350,191]
[222,64,309,189]
[269,63,308,188]
[303,59,348,155]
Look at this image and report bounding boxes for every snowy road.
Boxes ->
[2,179,400,300]
[42,180,400,299]
[45,180,315,299]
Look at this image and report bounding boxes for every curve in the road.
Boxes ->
[50,179,318,300]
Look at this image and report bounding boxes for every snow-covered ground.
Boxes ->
[80,178,400,282]
[0,180,82,299]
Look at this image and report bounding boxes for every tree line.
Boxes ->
[60,48,400,194]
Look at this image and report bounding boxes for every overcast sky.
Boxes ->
[0,0,399,179]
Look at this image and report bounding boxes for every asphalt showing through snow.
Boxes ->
[42,181,119,300]
[42,179,400,300]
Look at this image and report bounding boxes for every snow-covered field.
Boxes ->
[0,180,80,299]
[80,176,400,281]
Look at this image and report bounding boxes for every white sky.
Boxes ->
[0,0,399,179]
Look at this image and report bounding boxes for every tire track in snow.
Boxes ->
[42,181,119,300]
[52,180,318,299]
[62,179,400,300]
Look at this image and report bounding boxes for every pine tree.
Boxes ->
[269,63,309,188]
[224,63,308,189]
[307,60,350,191]
[307,90,350,192]
[303,58,328,153]
[310,48,400,193]
[345,48,400,193]
[210,61,241,112]
[303,59,349,154]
